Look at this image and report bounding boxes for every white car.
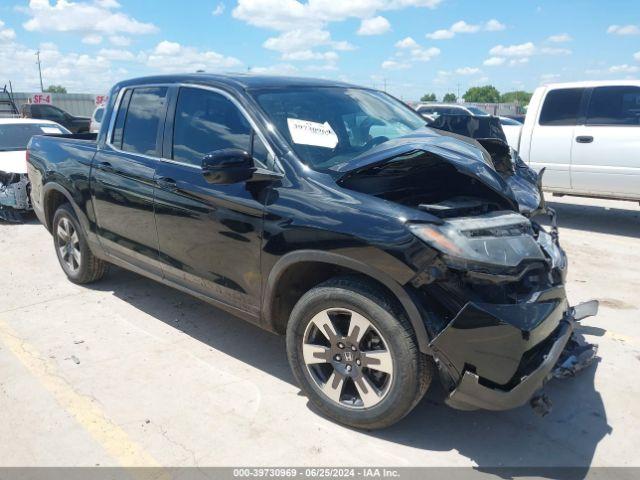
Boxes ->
[498,116,523,151]
[0,118,70,222]
[518,80,640,202]
[90,105,105,133]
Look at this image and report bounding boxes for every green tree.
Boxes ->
[462,85,500,103]
[500,90,533,105]
[420,93,437,102]
[44,85,67,93]
[442,92,457,103]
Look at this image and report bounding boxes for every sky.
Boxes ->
[0,0,639,100]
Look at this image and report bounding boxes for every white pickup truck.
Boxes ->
[513,81,640,202]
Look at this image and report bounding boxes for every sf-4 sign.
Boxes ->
[31,93,52,104]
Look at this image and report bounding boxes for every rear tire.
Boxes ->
[52,203,108,284]
[286,276,432,429]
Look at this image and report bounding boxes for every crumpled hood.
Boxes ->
[0,150,28,174]
[333,130,540,214]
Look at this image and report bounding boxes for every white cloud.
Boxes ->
[607,24,640,36]
[0,20,16,41]
[233,0,443,68]
[212,2,225,16]
[82,34,103,45]
[23,0,158,35]
[509,57,529,66]
[426,19,505,40]
[489,42,536,57]
[635,51,640,61]
[547,33,571,43]
[484,19,506,32]
[395,36,419,49]
[250,63,299,75]
[483,56,505,66]
[146,40,242,72]
[357,16,391,36]
[109,35,130,46]
[609,64,639,73]
[410,46,440,62]
[455,67,480,75]
[425,29,454,40]
[382,59,410,70]
[281,50,338,61]
[98,48,135,61]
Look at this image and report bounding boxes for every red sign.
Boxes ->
[31,93,52,104]
[95,95,108,106]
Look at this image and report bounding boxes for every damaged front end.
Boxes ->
[0,171,31,223]
[336,129,598,414]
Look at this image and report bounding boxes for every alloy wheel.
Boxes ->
[302,308,394,409]
[56,217,81,274]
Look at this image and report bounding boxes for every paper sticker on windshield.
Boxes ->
[41,126,62,134]
[287,118,338,149]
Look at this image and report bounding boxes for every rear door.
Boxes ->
[91,86,167,275]
[527,87,586,190]
[572,85,640,198]
[153,86,272,316]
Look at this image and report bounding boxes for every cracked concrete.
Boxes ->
[0,195,639,470]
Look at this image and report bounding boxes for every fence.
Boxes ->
[13,92,104,117]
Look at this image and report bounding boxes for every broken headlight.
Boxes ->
[409,211,547,269]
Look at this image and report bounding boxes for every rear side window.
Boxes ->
[111,89,132,148]
[172,87,251,166]
[586,86,640,126]
[539,88,585,126]
[120,87,168,156]
[93,107,104,122]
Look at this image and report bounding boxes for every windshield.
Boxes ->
[0,123,68,151]
[251,87,427,171]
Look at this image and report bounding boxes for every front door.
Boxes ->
[154,86,271,316]
[571,85,640,198]
[527,87,586,190]
[91,86,168,275]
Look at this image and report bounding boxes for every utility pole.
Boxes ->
[35,50,44,93]
[456,82,461,102]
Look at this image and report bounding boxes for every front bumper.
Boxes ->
[430,290,597,411]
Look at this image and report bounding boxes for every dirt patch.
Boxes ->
[599,298,636,310]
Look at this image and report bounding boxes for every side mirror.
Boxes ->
[202,149,256,184]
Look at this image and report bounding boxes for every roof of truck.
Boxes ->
[114,73,358,91]
[541,80,640,89]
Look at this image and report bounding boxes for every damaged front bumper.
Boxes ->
[431,294,598,412]
[0,173,31,222]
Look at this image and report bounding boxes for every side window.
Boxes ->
[111,89,132,148]
[40,105,65,121]
[121,87,168,156]
[587,86,640,126]
[539,88,585,126]
[172,88,251,166]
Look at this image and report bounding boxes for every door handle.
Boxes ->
[156,176,178,191]
[576,136,594,144]
[97,161,115,172]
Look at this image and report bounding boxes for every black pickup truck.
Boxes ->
[27,74,597,429]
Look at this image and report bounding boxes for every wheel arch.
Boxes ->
[262,250,431,353]
[42,183,83,232]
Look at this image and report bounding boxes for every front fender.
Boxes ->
[262,250,431,353]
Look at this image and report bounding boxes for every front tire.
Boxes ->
[52,203,108,284]
[286,276,432,429]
